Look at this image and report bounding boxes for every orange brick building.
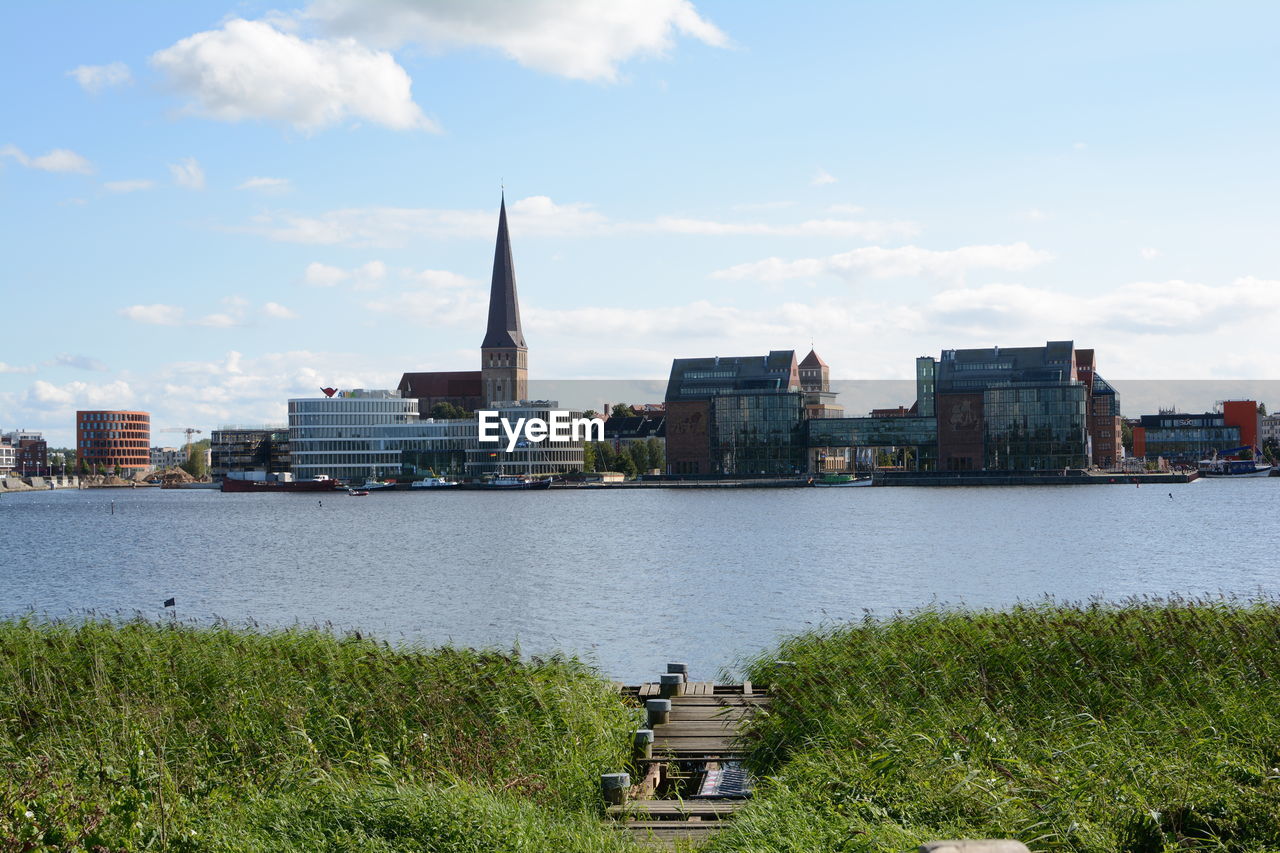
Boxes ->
[76,410,151,473]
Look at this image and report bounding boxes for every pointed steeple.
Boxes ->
[482,194,526,349]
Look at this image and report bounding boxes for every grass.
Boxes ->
[708,598,1280,852]
[0,618,639,852]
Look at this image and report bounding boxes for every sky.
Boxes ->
[3,1,1280,445]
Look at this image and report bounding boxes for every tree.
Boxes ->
[1259,402,1268,416]
[594,442,616,472]
[1121,420,1134,453]
[181,443,208,479]
[627,442,649,475]
[582,442,596,473]
[430,402,471,419]
[646,437,665,472]
[581,409,599,421]
[612,452,637,478]
[610,403,636,418]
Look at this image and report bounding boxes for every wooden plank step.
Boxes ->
[656,721,739,735]
[670,707,752,721]
[622,821,721,836]
[608,799,745,819]
[670,695,770,705]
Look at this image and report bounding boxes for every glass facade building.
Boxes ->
[982,385,1089,470]
[710,391,807,475]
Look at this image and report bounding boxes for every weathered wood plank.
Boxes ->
[655,721,738,735]
[608,800,744,819]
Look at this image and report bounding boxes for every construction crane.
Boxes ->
[158,427,203,452]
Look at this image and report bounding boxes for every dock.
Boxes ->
[605,666,766,848]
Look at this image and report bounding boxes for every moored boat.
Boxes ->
[811,473,873,487]
[410,475,461,490]
[221,475,343,493]
[464,474,553,490]
[1197,449,1273,478]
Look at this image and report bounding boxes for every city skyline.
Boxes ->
[5,1,1280,445]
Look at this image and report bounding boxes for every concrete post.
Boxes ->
[646,698,671,727]
[601,772,630,806]
[659,672,684,698]
[666,662,689,682]
[633,728,654,760]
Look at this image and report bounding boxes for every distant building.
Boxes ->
[602,415,665,453]
[2,430,47,476]
[1132,401,1259,464]
[0,443,14,475]
[149,447,187,470]
[1261,413,1280,445]
[76,410,150,474]
[665,350,808,476]
[209,428,290,479]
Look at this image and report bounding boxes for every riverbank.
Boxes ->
[0,620,637,852]
[4,601,1278,851]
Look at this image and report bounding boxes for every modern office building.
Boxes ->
[1132,401,1260,464]
[0,443,14,475]
[665,351,807,476]
[921,341,1118,471]
[288,391,420,481]
[76,410,151,474]
[210,427,291,479]
[398,195,528,414]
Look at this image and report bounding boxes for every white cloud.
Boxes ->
[26,379,135,410]
[653,216,916,241]
[169,157,205,189]
[103,179,155,193]
[246,196,911,247]
[197,313,239,328]
[237,176,292,193]
[0,362,37,375]
[925,277,1280,337]
[307,0,728,82]
[303,261,350,286]
[1,144,94,174]
[262,302,298,319]
[151,18,435,132]
[406,269,476,289]
[301,260,386,289]
[119,304,185,325]
[363,264,485,327]
[810,168,837,186]
[1140,247,1160,260]
[46,354,109,372]
[67,61,132,93]
[1020,208,1048,222]
[713,242,1052,283]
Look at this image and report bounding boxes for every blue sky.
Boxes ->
[3,1,1279,444]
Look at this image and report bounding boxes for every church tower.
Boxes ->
[481,195,528,405]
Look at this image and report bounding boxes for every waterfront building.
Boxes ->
[2,430,47,476]
[397,195,527,414]
[808,415,938,473]
[75,410,150,474]
[288,390,420,481]
[664,351,807,476]
[923,341,1120,471]
[1132,401,1259,464]
[0,442,14,475]
[209,427,290,479]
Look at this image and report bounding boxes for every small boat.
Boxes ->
[1197,447,1273,478]
[410,475,461,490]
[356,480,398,492]
[348,488,370,496]
[811,473,873,487]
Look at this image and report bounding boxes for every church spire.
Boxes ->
[482,194,526,349]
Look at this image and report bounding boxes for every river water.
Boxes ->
[1,480,1276,682]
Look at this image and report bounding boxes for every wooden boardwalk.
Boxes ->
[606,671,767,848]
